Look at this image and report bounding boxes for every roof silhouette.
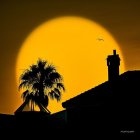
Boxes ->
[62,70,140,109]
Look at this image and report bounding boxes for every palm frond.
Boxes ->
[44,79,54,89]
[19,80,29,90]
[21,90,29,101]
[54,88,61,101]
[45,65,56,76]
[48,88,61,101]
[37,59,47,70]
[29,65,39,79]
[20,70,30,80]
[20,70,38,86]
[32,82,40,91]
[48,90,55,100]
[57,83,65,91]
[54,94,61,101]
[30,64,38,72]
[49,72,62,82]
[27,71,37,80]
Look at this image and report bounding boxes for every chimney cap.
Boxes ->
[113,50,116,55]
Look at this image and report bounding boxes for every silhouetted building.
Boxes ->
[62,50,138,135]
[107,50,120,81]
[62,71,139,136]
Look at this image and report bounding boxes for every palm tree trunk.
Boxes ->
[39,73,45,98]
[30,101,32,111]
[39,85,44,97]
[33,102,34,111]
[31,101,33,111]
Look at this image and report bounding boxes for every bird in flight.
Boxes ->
[97,38,104,41]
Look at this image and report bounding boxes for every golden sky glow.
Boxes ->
[16,16,125,113]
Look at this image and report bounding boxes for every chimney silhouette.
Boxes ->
[107,50,120,81]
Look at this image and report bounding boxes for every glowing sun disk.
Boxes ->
[16,16,125,113]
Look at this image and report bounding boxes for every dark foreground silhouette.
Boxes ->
[0,51,137,138]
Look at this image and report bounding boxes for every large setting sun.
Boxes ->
[16,16,125,113]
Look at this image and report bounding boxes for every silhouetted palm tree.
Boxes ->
[19,59,65,113]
